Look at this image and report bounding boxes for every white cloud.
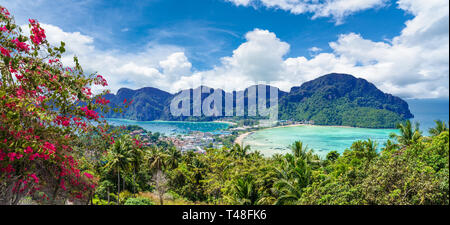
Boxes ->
[221,29,289,81]
[21,23,189,94]
[173,0,448,98]
[308,47,322,56]
[159,52,192,81]
[308,47,322,52]
[167,29,291,92]
[117,62,161,79]
[225,0,388,24]
[18,0,448,99]
[227,0,252,6]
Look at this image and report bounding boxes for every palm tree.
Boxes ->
[273,147,316,205]
[364,139,378,161]
[146,147,167,171]
[273,154,312,205]
[249,150,263,159]
[429,120,448,136]
[230,144,251,159]
[128,136,144,194]
[105,136,132,204]
[230,176,261,205]
[382,139,399,152]
[350,139,378,161]
[271,153,284,163]
[166,146,182,169]
[290,141,318,165]
[389,120,422,147]
[291,141,308,159]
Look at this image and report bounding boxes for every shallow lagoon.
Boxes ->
[243,125,398,158]
[243,98,449,158]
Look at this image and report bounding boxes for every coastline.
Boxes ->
[233,123,395,146]
[234,131,254,146]
[106,118,233,125]
[212,120,237,126]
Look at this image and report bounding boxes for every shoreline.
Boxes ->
[212,120,237,126]
[106,118,395,130]
[106,118,234,125]
[234,131,254,146]
[233,123,397,146]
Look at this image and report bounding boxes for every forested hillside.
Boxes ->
[103,73,413,128]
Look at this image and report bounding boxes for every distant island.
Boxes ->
[102,73,413,128]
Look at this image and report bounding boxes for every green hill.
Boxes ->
[102,73,413,128]
[279,73,413,128]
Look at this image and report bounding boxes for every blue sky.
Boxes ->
[0,0,448,99]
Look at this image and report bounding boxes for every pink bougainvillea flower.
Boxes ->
[95,97,110,105]
[29,153,39,161]
[55,116,71,127]
[84,172,93,179]
[95,75,108,86]
[43,142,56,154]
[24,146,33,154]
[0,7,10,18]
[0,47,11,57]
[60,179,66,191]
[7,152,16,161]
[0,26,8,32]
[80,106,99,120]
[82,87,92,98]
[11,38,30,52]
[1,8,106,203]
[29,174,39,184]
[29,19,46,45]
[48,58,59,64]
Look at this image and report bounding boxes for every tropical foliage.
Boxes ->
[87,120,449,205]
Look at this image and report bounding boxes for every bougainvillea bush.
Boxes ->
[0,6,113,204]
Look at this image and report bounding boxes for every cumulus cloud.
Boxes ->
[221,29,289,81]
[225,0,388,24]
[19,0,448,99]
[159,52,192,81]
[21,23,189,94]
[308,47,322,57]
[174,0,449,98]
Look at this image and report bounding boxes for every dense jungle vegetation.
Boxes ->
[76,120,449,205]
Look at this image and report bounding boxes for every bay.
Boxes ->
[243,126,397,158]
[243,98,449,157]
[105,118,230,136]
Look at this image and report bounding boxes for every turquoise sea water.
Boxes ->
[243,126,398,158]
[105,118,229,136]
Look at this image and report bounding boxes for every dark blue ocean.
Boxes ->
[406,98,449,135]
